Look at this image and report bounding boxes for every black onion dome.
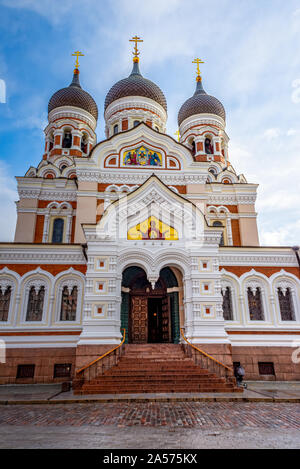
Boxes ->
[48,70,98,120]
[104,62,167,112]
[178,79,225,125]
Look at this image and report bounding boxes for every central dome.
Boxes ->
[178,79,225,126]
[104,62,167,112]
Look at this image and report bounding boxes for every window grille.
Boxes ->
[0,286,11,321]
[222,286,233,320]
[278,287,295,321]
[54,363,72,378]
[247,287,264,320]
[60,286,78,321]
[17,364,35,379]
[26,286,45,321]
[258,362,275,375]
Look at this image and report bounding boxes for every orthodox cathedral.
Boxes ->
[0,38,300,391]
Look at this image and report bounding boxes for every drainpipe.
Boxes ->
[292,246,300,278]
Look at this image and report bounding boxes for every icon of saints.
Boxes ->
[147,220,165,239]
[124,151,132,165]
[149,152,161,166]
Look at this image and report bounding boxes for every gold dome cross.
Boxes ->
[192,58,204,81]
[72,50,84,69]
[130,36,143,62]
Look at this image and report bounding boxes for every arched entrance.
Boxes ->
[121,266,180,344]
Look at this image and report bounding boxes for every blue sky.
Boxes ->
[0,0,300,245]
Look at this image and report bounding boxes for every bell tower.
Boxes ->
[43,51,98,164]
[178,59,228,164]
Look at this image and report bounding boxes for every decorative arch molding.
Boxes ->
[25,166,37,178]
[242,271,271,323]
[216,171,238,184]
[206,206,233,246]
[42,202,74,243]
[208,164,221,176]
[20,269,53,325]
[53,268,85,324]
[117,247,191,291]
[220,270,241,323]
[63,168,77,179]
[92,176,207,244]
[0,268,21,325]
[118,252,156,283]
[38,165,60,178]
[104,155,118,168]
[270,270,300,323]
[85,123,195,172]
[166,156,181,170]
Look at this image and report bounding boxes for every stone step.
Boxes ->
[89,374,225,384]
[78,386,237,394]
[74,343,239,395]
[104,371,214,377]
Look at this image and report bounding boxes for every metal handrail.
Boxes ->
[180,328,233,376]
[76,328,126,377]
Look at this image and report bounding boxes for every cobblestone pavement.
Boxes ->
[0,402,300,448]
[0,402,300,428]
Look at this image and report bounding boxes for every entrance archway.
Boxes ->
[121,266,180,344]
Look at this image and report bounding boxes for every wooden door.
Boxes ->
[130,296,148,343]
[161,295,170,343]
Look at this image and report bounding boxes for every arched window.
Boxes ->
[155,126,159,132]
[191,140,196,156]
[213,221,224,246]
[81,133,88,153]
[52,218,64,243]
[205,136,214,154]
[278,287,295,321]
[133,120,140,127]
[48,131,54,152]
[44,172,55,179]
[222,286,233,320]
[113,124,118,135]
[60,286,78,321]
[221,138,225,157]
[26,286,45,321]
[247,287,264,320]
[0,286,11,321]
[62,130,72,149]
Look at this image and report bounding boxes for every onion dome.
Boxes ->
[48,69,98,120]
[178,78,225,126]
[104,61,167,112]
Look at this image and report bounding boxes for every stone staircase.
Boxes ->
[74,344,242,394]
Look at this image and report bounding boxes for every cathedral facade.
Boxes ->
[0,42,300,386]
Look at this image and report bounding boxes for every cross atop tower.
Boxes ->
[192,58,205,82]
[129,36,143,63]
[72,50,84,70]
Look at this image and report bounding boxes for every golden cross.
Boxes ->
[129,35,143,62]
[174,130,180,142]
[72,50,84,69]
[192,58,204,81]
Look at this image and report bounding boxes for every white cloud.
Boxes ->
[263,128,280,140]
[291,79,300,103]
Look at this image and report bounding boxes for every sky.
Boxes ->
[0,0,300,246]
